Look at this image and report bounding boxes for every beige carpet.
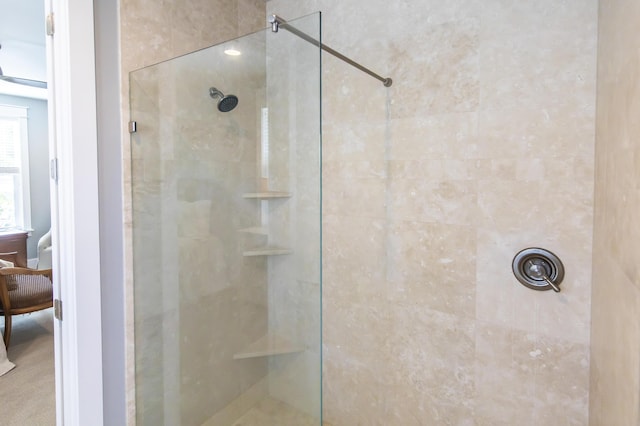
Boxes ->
[0,308,56,426]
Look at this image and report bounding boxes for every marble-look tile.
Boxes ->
[474,323,537,425]
[479,30,596,112]
[122,1,600,425]
[237,0,267,35]
[317,1,590,423]
[322,342,388,425]
[476,105,595,161]
[389,112,479,162]
[389,18,480,118]
[179,288,268,425]
[177,200,211,238]
[322,120,387,174]
[389,159,470,181]
[386,221,475,283]
[120,0,173,71]
[386,220,476,319]
[589,255,640,424]
[322,214,387,303]
[592,0,640,418]
[321,56,389,122]
[177,235,240,303]
[389,178,478,226]
[479,0,597,38]
[477,179,593,236]
[383,308,476,424]
[232,396,323,426]
[601,185,640,287]
[290,212,322,283]
[268,279,321,350]
[323,299,391,361]
[134,312,169,425]
[475,322,589,425]
[323,176,387,219]
[125,2,269,423]
[384,0,482,28]
[170,0,238,57]
[322,273,390,421]
[268,349,322,418]
[534,335,589,425]
[390,113,479,161]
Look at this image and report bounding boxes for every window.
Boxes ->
[0,105,31,231]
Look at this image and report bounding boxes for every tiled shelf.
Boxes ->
[242,246,292,257]
[233,334,305,360]
[242,191,292,199]
[238,227,268,235]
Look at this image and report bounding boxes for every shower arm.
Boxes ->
[269,14,392,87]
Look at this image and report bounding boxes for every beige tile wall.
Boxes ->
[268,0,597,424]
[121,0,601,424]
[590,0,640,423]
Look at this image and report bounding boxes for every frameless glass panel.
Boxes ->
[130,12,321,426]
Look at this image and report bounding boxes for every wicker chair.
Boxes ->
[0,265,53,349]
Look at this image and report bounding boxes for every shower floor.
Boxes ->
[231,397,328,426]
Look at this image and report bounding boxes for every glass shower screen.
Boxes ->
[129,13,322,425]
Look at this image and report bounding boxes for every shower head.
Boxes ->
[209,87,238,112]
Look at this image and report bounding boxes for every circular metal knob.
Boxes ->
[512,248,564,292]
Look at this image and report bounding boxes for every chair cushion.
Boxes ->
[2,274,53,309]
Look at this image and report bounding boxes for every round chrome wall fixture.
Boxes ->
[512,248,564,292]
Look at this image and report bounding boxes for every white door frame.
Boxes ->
[46,0,104,424]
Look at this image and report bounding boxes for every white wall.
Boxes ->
[94,0,127,424]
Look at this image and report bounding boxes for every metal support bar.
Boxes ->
[269,14,392,87]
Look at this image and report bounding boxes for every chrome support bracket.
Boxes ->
[269,14,392,87]
[269,14,280,32]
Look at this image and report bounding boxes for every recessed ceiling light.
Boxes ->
[224,48,242,56]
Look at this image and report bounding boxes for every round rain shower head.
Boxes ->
[218,94,238,112]
[209,87,239,112]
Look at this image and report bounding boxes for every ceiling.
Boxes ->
[0,0,45,47]
[0,0,47,99]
